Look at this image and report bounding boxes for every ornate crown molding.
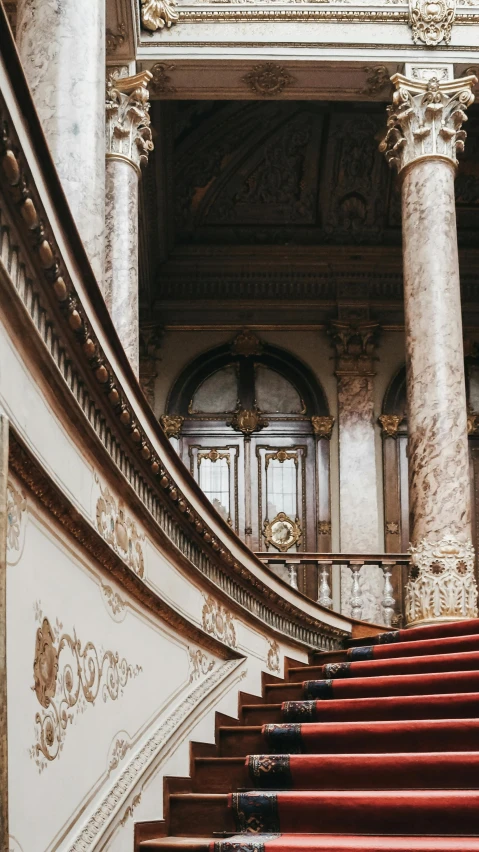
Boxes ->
[141,0,179,31]
[106,71,154,174]
[380,72,477,176]
[409,0,456,46]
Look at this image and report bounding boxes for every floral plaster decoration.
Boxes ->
[95,477,145,577]
[30,607,142,772]
[266,639,281,674]
[188,648,216,682]
[6,479,27,565]
[202,595,237,648]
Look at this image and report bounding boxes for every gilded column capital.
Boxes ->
[378,414,402,438]
[380,72,477,177]
[106,71,154,175]
[328,320,380,377]
[311,416,334,440]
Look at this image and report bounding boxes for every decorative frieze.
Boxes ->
[106,71,154,174]
[380,72,477,176]
[409,0,456,46]
[406,536,478,625]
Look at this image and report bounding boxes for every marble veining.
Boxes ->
[105,158,139,375]
[338,374,383,623]
[402,159,471,545]
[16,0,105,286]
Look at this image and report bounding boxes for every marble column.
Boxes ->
[380,65,478,625]
[105,72,153,376]
[16,0,105,283]
[330,318,384,623]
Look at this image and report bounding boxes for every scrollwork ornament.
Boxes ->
[95,480,145,577]
[380,73,477,175]
[406,535,478,626]
[141,0,179,31]
[266,639,281,673]
[6,478,27,563]
[409,0,456,46]
[202,595,237,648]
[242,63,295,97]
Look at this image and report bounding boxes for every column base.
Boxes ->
[405,535,478,627]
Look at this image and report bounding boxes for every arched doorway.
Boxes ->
[164,331,332,597]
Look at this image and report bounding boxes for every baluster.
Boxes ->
[350,563,364,620]
[317,563,333,609]
[381,563,396,628]
[286,563,299,591]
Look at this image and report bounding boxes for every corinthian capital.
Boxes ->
[380,73,477,176]
[106,71,154,174]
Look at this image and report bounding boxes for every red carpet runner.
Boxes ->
[210,618,479,851]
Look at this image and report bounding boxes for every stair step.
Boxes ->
[282,691,479,723]
[169,790,479,835]
[193,758,245,792]
[242,704,281,725]
[141,836,479,852]
[348,617,479,647]
[290,649,479,682]
[219,727,263,757]
[344,632,479,662]
[266,669,479,703]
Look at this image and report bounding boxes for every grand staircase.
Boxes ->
[138,618,479,851]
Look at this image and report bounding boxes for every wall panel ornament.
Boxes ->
[409,0,456,45]
[95,479,145,578]
[101,584,128,622]
[188,648,216,682]
[266,639,281,673]
[30,610,142,771]
[202,595,237,648]
[242,64,295,97]
[107,732,132,774]
[6,479,26,565]
[141,0,179,30]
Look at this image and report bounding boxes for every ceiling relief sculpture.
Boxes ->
[168,100,479,249]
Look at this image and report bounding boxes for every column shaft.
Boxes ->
[381,68,478,625]
[16,0,105,284]
[105,158,139,375]
[403,159,470,545]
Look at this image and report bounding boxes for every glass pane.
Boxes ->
[255,366,303,414]
[191,365,238,413]
[199,456,230,522]
[267,457,297,519]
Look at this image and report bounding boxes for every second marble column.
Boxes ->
[105,72,153,376]
[381,66,478,625]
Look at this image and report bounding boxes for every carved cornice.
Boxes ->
[0,96,348,651]
[106,71,154,174]
[380,73,477,176]
[409,0,456,46]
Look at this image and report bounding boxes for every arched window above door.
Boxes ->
[163,331,332,588]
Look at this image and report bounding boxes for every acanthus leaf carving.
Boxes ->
[188,648,216,682]
[379,414,402,437]
[379,73,477,175]
[106,71,154,172]
[202,595,237,648]
[141,0,179,31]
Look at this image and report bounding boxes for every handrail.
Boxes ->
[256,552,410,564]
